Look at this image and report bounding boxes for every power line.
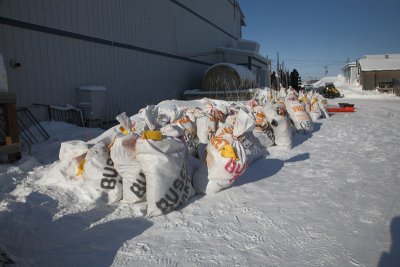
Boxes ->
[285,62,345,68]
[284,59,347,63]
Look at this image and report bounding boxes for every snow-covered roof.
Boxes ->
[341,61,357,71]
[204,63,256,82]
[358,54,400,71]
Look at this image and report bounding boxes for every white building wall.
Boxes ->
[350,67,359,84]
[342,63,359,85]
[0,0,243,121]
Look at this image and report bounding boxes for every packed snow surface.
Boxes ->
[1,85,400,266]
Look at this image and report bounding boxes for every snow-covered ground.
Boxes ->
[1,84,400,266]
[314,74,397,100]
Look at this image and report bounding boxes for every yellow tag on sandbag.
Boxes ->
[311,98,318,105]
[221,145,238,161]
[119,126,135,135]
[142,130,163,141]
[119,126,129,135]
[76,159,86,176]
[300,97,308,102]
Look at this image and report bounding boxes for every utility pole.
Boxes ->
[277,52,280,91]
[282,61,285,88]
[287,69,289,88]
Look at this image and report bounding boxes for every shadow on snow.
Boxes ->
[234,152,310,187]
[291,122,322,148]
[378,216,400,267]
[0,192,153,267]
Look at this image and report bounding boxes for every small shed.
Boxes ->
[357,54,400,91]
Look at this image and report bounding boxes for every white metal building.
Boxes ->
[0,0,269,122]
[341,61,358,84]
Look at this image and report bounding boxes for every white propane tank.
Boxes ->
[76,85,107,120]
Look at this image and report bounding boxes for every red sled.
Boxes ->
[326,106,356,113]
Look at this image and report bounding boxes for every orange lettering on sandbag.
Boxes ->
[173,116,192,125]
[210,135,230,152]
[255,112,265,125]
[293,105,305,112]
[209,110,226,123]
[218,127,233,136]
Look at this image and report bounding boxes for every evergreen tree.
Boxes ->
[290,69,300,91]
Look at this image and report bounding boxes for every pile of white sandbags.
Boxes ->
[56,90,329,217]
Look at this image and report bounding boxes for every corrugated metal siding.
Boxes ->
[350,67,358,84]
[0,0,240,55]
[0,0,242,121]
[177,0,241,38]
[0,23,205,117]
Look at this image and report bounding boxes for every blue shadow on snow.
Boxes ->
[234,152,310,187]
[291,122,322,148]
[0,192,153,267]
[378,216,400,267]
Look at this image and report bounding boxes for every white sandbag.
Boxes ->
[307,91,314,100]
[264,103,292,149]
[298,93,311,113]
[157,99,206,110]
[285,99,314,132]
[252,88,271,105]
[139,105,159,130]
[195,101,227,160]
[0,54,8,92]
[285,87,298,101]
[170,109,199,156]
[136,137,194,217]
[303,101,311,114]
[317,94,330,118]
[58,140,88,180]
[298,91,307,101]
[250,105,275,148]
[222,107,265,164]
[136,106,194,217]
[193,109,255,194]
[240,131,267,165]
[278,87,287,99]
[87,113,144,146]
[309,98,322,121]
[110,112,146,203]
[157,105,184,127]
[111,134,145,203]
[83,142,123,204]
[59,140,88,161]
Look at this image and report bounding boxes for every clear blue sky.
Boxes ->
[237,0,400,81]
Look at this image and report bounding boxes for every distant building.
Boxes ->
[357,54,400,91]
[341,61,358,84]
[0,0,270,122]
